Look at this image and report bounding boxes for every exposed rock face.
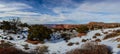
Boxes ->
[88,22,120,30]
[52,24,78,29]
[45,22,120,30]
[53,24,64,29]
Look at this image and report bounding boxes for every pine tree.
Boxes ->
[28,25,52,41]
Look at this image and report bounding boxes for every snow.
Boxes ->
[1,27,120,54]
[50,32,63,43]
[23,27,29,31]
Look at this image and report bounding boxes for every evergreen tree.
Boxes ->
[28,25,52,41]
[77,25,89,33]
[2,21,11,30]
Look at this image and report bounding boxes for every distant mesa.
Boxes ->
[43,22,120,29]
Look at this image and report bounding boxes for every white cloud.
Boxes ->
[23,0,120,24]
[78,1,120,14]
[21,14,66,24]
[0,0,120,24]
[0,2,41,21]
[0,4,5,8]
[0,2,32,12]
[6,11,41,16]
[49,0,120,24]
[0,2,66,24]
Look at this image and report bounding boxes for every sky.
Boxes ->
[0,0,120,24]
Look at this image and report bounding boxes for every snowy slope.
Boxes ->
[0,27,120,54]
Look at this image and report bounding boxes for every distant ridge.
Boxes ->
[42,22,120,29]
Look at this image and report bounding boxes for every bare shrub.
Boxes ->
[103,32,119,40]
[0,41,31,54]
[117,44,120,48]
[81,42,98,49]
[61,33,71,42]
[115,29,120,33]
[66,42,112,54]
[95,39,101,42]
[95,33,101,36]
[23,44,29,50]
[103,32,108,34]
[0,40,5,43]
[108,30,112,32]
[93,36,97,38]
[116,38,120,42]
[75,42,79,45]
[0,41,14,48]
[104,29,120,39]
[82,39,87,42]
[67,42,74,46]
[0,47,29,54]
[35,45,48,54]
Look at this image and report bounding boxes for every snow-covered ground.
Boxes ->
[0,27,120,54]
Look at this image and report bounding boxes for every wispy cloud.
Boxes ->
[0,2,32,12]
[49,0,120,24]
[0,0,120,24]
[0,2,41,22]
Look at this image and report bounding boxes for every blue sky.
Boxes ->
[0,0,120,24]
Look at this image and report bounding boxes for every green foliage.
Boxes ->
[77,25,89,33]
[28,25,52,41]
[1,21,11,30]
[0,18,28,34]
[1,20,18,34]
[61,33,71,42]
[19,23,29,27]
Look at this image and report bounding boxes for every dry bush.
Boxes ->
[103,32,119,40]
[0,40,5,43]
[95,39,101,42]
[0,47,29,54]
[82,39,87,42]
[113,30,116,32]
[117,44,120,48]
[35,45,48,54]
[116,38,120,42]
[22,44,30,50]
[108,30,113,32]
[0,41,31,54]
[0,40,31,54]
[86,39,89,40]
[95,33,101,36]
[93,36,97,38]
[0,41,14,48]
[81,42,98,49]
[103,32,108,34]
[115,29,120,33]
[67,42,74,46]
[66,42,112,54]
[104,31,120,39]
[75,42,79,45]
